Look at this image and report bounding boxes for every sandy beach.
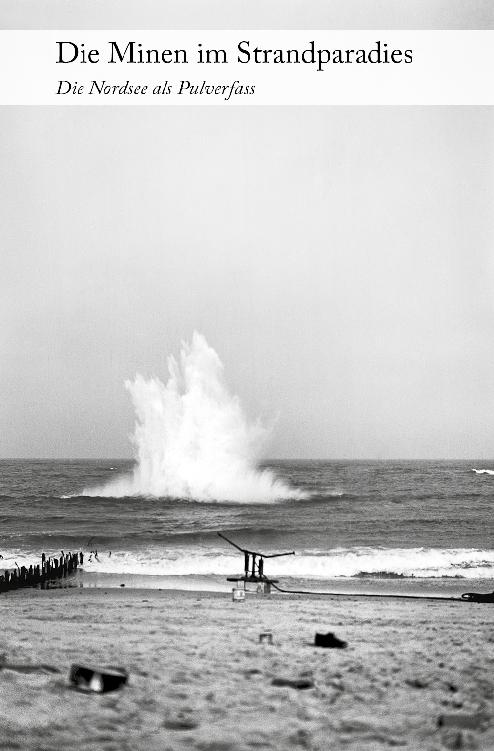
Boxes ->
[0,586,493,750]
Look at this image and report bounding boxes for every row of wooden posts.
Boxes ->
[0,551,84,593]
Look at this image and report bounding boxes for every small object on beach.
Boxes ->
[69,664,128,693]
[120,583,125,587]
[259,631,273,644]
[256,581,271,596]
[232,587,245,602]
[437,713,489,730]
[405,677,429,689]
[461,591,494,603]
[271,677,314,690]
[314,632,347,649]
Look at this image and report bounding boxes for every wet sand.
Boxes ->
[0,587,493,750]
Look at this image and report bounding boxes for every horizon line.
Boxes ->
[0,457,492,463]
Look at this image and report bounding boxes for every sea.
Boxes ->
[1,459,493,598]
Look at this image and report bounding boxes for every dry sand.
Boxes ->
[0,586,493,750]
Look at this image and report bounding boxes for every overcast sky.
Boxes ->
[1,0,493,460]
[1,0,493,30]
[1,105,493,460]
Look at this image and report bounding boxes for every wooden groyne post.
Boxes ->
[0,551,83,593]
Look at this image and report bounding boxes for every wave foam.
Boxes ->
[72,546,494,580]
[472,468,494,475]
[3,546,494,580]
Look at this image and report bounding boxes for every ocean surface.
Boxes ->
[1,459,493,595]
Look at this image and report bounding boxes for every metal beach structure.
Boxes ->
[217,532,295,596]
[217,532,486,604]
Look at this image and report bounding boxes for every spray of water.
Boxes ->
[83,333,304,502]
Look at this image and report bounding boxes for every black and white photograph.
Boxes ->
[1,1,494,749]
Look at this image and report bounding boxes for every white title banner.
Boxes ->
[0,30,492,105]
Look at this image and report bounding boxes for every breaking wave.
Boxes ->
[472,468,494,475]
[85,546,494,579]
[4,546,491,580]
[82,333,304,503]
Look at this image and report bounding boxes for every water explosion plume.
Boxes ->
[84,333,304,502]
